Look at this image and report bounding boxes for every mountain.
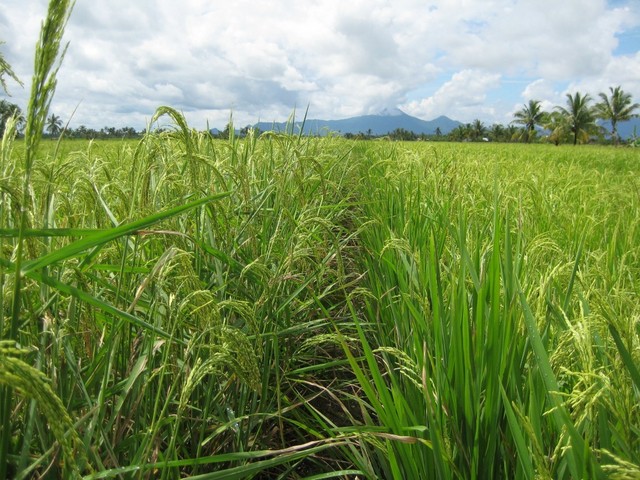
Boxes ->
[253,109,462,136]
[600,117,640,141]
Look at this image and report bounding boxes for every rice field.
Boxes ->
[2,118,640,478]
[2,2,640,478]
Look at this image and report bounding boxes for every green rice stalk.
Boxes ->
[0,341,85,478]
[1,1,74,478]
[519,288,603,479]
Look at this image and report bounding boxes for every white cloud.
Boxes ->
[1,0,639,129]
[522,80,555,101]
[565,52,640,101]
[402,70,501,122]
[516,79,562,114]
[447,0,635,79]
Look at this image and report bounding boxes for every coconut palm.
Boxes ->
[555,92,596,145]
[595,86,639,145]
[542,111,570,146]
[503,124,519,142]
[449,124,469,141]
[46,113,63,137]
[489,123,505,142]
[471,119,487,141]
[512,100,545,143]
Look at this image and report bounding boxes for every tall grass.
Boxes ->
[2,99,366,476]
[3,129,640,478]
[1,3,640,477]
[336,142,639,479]
[1,1,76,478]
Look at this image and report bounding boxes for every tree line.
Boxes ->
[419,86,638,145]
[511,87,638,145]
[0,103,143,139]
[2,87,637,145]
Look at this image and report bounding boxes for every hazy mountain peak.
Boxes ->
[378,107,405,117]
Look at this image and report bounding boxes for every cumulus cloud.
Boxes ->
[444,1,634,78]
[515,79,562,114]
[565,51,640,98]
[1,0,639,129]
[512,52,640,120]
[402,70,501,122]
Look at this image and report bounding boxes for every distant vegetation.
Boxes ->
[213,91,640,144]
[433,88,638,145]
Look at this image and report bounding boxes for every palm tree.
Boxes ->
[449,124,469,142]
[542,111,570,146]
[512,100,545,143]
[555,92,596,145]
[504,125,520,142]
[470,119,486,141]
[46,113,63,137]
[595,86,639,145]
[490,123,505,142]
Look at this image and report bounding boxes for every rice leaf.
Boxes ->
[20,192,230,274]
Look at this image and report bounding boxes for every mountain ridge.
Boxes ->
[253,109,462,136]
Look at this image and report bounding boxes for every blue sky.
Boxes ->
[1,0,639,129]
[615,28,640,54]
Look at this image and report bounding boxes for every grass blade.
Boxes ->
[20,192,230,274]
[607,323,640,393]
[519,288,603,479]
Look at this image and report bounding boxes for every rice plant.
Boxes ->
[4,123,640,479]
[335,142,639,479]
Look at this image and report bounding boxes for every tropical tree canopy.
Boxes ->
[512,99,545,143]
[470,119,487,141]
[595,86,639,145]
[542,111,571,146]
[555,92,597,145]
[46,113,63,137]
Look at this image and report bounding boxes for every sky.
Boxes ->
[1,0,639,131]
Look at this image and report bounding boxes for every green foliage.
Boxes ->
[0,341,85,478]
[1,1,75,478]
[3,129,640,479]
[513,99,545,143]
[555,92,598,145]
[542,110,571,145]
[46,113,63,137]
[595,86,640,145]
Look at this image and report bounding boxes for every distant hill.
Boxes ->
[253,108,462,136]
[600,117,640,141]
